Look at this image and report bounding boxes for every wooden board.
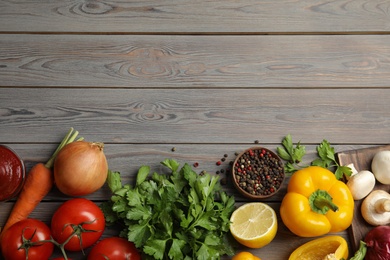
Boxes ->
[1,1,389,33]
[1,35,390,88]
[1,88,390,145]
[336,145,390,251]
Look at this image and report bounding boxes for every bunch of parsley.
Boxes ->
[102,159,236,260]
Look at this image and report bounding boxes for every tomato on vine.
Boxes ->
[87,237,141,260]
[1,218,54,260]
[51,198,105,251]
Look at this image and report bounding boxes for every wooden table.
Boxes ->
[1,1,389,259]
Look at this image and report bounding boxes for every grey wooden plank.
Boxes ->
[0,0,388,33]
[1,88,389,144]
[1,35,390,88]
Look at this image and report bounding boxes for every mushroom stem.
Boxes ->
[361,190,390,226]
[375,198,390,214]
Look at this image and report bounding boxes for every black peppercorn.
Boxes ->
[233,147,284,197]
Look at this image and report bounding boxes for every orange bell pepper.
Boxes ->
[288,235,349,260]
[280,166,354,237]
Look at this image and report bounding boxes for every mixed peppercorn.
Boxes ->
[233,148,284,197]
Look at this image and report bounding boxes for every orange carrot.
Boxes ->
[0,127,82,242]
[0,163,52,237]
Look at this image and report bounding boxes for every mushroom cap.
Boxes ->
[371,150,390,184]
[346,170,375,200]
[361,190,390,226]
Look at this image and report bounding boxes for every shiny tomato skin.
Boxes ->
[87,237,141,260]
[1,218,54,260]
[51,198,105,251]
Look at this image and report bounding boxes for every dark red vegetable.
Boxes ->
[51,198,105,251]
[1,218,54,260]
[0,145,25,201]
[364,225,390,260]
[87,237,141,260]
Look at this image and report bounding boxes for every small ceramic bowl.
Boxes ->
[231,147,285,200]
[0,145,25,202]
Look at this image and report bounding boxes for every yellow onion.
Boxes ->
[54,141,108,196]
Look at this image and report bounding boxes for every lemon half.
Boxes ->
[230,202,278,248]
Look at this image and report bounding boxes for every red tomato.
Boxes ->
[51,198,105,251]
[87,237,141,260]
[1,218,54,260]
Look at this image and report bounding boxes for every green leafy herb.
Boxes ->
[102,159,236,260]
[277,135,352,180]
[311,140,352,180]
[311,139,336,169]
[277,134,306,174]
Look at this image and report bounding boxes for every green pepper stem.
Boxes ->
[309,189,339,215]
[314,196,339,212]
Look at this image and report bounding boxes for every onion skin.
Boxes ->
[54,141,108,196]
[364,225,390,260]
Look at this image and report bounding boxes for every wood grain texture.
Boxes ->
[1,88,390,144]
[0,0,389,33]
[1,35,390,88]
[0,0,389,258]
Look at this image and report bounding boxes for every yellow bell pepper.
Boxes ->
[289,235,349,260]
[280,166,354,237]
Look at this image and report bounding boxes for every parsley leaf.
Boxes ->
[102,160,235,259]
[277,136,352,180]
[144,239,167,260]
[311,139,352,180]
[106,170,122,192]
[136,165,150,186]
[312,139,335,168]
[277,134,306,174]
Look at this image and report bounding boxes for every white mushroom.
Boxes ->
[361,190,390,226]
[347,170,376,200]
[371,150,390,184]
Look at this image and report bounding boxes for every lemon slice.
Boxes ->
[230,202,277,248]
